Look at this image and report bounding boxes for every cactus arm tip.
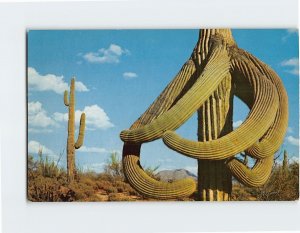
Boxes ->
[75,113,86,149]
[123,145,196,200]
[226,155,273,187]
[64,90,69,106]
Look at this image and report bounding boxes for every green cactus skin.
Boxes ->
[131,59,196,129]
[120,29,288,201]
[75,113,86,149]
[121,59,199,200]
[162,66,279,160]
[244,54,289,159]
[226,155,273,188]
[123,144,196,200]
[65,78,86,182]
[120,45,231,143]
[196,73,234,201]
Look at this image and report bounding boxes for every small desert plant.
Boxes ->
[255,160,299,201]
[104,152,123,178]
[145,164,160,179]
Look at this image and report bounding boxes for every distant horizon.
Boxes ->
[27,29,299,175]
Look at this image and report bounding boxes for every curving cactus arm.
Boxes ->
[75,113,86,149]
[131,59,196,129]
[162,60,279,160]
[64,90,69,106]
[121,56,201,200]
[244,54,289,158]
[226,155,274,187]
[120,45,230,143]
[120,29,289,200]
[122,144,196,199]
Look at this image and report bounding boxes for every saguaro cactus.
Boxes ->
[282,150,288,174]
[120,29,288,201]
[64,78,86,182]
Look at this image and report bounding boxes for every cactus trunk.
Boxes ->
[197,73,234,201]
[67,79,76,182]
[65,78,85,182]
[120,29,288,201]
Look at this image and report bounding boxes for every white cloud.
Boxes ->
[28,67,89,94]
[281,58,299,66]
[78,146,108,153]
[282,29,298,42]
[75,81,89,92]
[54,104,114,130]
[83,44,129,64]
[286,136,299,146]
[28,140,58,159]
[28,101,57,129]
[82,163,106,173]
[287,29,298,34]
[233,120,243,128]
[280,57,299,75]
[157,158,172,163]
[28,128,53,134]
[123,72,138,80]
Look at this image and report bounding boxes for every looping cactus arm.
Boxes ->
[75,113,86,149]
[121,57,203,200]
[123,144,196,199]
[121,58,200,199]
[244,52,289,158]
[226,155,273,187]
[120,45,230,143]
[131,59,197,128]
[162,62,279,160]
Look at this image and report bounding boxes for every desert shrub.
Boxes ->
[68,181,96,200]
[104,152,123,179]
[145,165,160,179]
[108,193,132,201]
[95,180,112,190]
[105,186,118,194]
[255,161,299,201]
[28,176,74,202]
[231,184,257,201]
[78,176,97,189]
[37,155,63,178]
[27,152,148,201]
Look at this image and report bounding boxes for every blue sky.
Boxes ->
[27,29,299,175]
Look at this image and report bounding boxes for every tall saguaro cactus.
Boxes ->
[64,78,86,182]
[120,29,288,201]
[282,150,288,175]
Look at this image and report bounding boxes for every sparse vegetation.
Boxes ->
[28,151,299,202]
[231,157,299,201]
[28,152,142,202]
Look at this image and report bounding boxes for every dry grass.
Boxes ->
[27,154,143,202]
[28,153,299,202]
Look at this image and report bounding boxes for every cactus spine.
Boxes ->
[64,78,86,182]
